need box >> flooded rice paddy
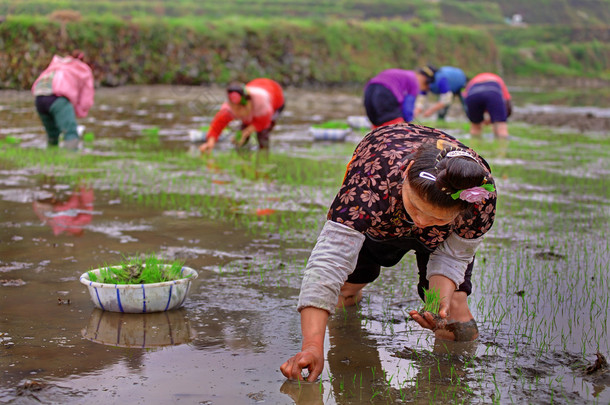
[1,84,609,404]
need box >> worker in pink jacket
[31,50,95,150]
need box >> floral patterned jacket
[328,123,496,249]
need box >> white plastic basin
[80,266,198,313]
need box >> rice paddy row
[0,119,608,403]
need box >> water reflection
[280,309,479,404]
[81,308,196,348]
[280,380,324,405]
[32,185,96,236]
[325,314,401,403]
[393,338,479,402]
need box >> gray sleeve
[426,232,484,289]
[297,220,365,314]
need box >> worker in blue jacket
[416,65,468,121]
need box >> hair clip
[446,150,478,161]
[419,171,437,181]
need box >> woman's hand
[409,275,478,341]
[198,137,216,153]
[281,307,329,382]
[409,275,456,337]
[236,124,256,147]
[280,345,325,382]
[409,310,447,330]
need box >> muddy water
[1,85,609,404]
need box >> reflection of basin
[81,308,196,348]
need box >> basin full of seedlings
[80,255,198,313]
[309,120,352,142]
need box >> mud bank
[513,108,610,133]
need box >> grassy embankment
[4,0,610,24]
[0,15,498,89]
[440,0,610,80]
[1,0,609,88]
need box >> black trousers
[363,84,402,126]
[346,235,474,301]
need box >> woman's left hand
[236,132,251,147]
[409,310,447,331]
[199,137,216,153]
[409,275,456,335]
[236,125,256,147]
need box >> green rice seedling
[141,127,160,137]
[87,265,122,283]
[370,388,381,400]
[421,287,441,315]
[141,126,161,146]
[88,254,186,284]
[311,120,349,129]
[4,135,21,144]
[233,129,242,144]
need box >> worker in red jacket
[199,78,285,152]
[463,73,512,138]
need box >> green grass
[88,254,186,284]
[141,127,161,146]
[0,15,499,89]
[4,0,610,25]
[0,138,349,240]
[2,1,610,91]
[1,136,21,145]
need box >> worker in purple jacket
[363,69,433,128]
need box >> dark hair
[418,64,438,84]
[71,49,85,61]
[407,143,490,210]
